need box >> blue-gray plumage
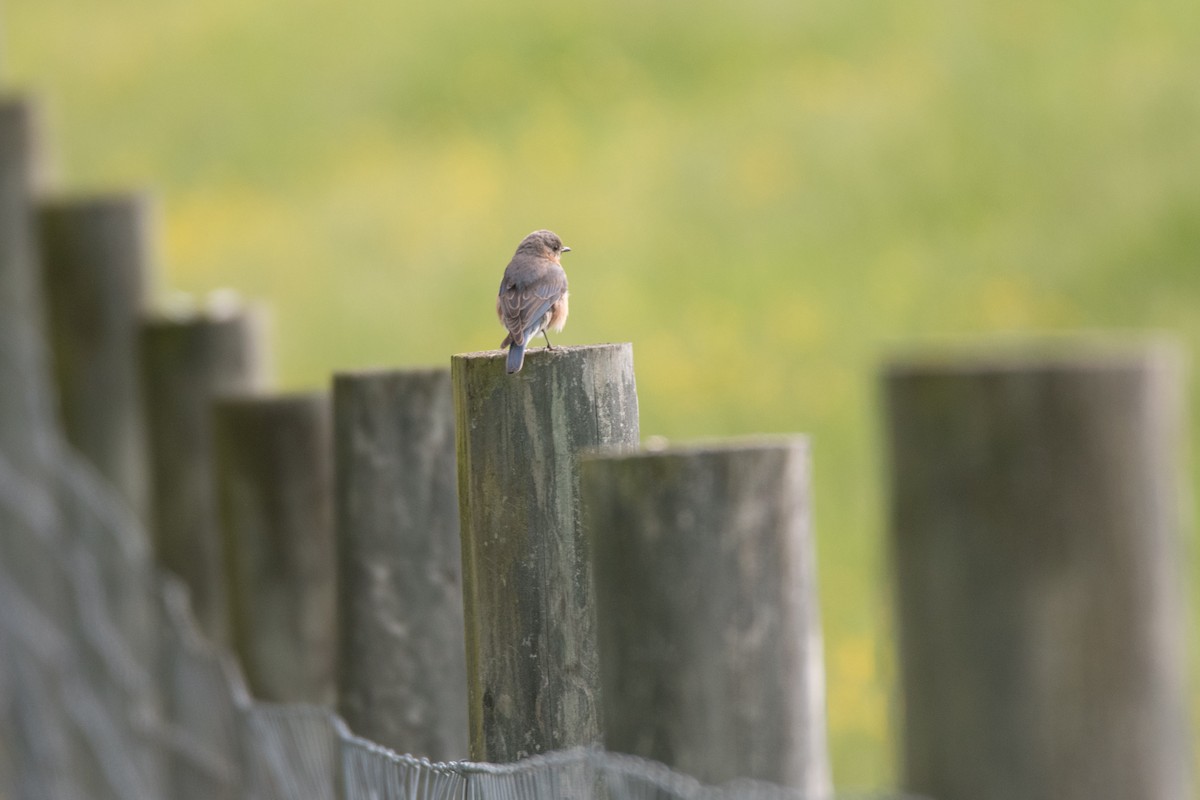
[497,230,570,374]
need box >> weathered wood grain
[581,437,831,794]
[140,307,267,646]
[37,192,152,520]
[333,367,468,760]
[214,391,335,705]
[884,348,1192,800]
[453,343,639,762]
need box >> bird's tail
[506,342,526,374]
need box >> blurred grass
[5,0,1200,789]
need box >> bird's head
[516,229,571,262]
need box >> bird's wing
[498,261,567,346]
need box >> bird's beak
[561,246,572,253]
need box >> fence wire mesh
[0,308,916,800]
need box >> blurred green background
[5,0,1198,790]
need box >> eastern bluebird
[496,229,570,374]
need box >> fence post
[0,96,51,462]
[35,191,172,799]
[333,367,468,760]
[0,93,85,800]
[36,192,152,521]
[213,391,335,705]
[884,347,1193,800]
[452,343,640,762]
[580,437,831,794]
[140,306,268,646]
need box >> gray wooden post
[36,192,152,521]
[580,437,831,794]
[0,93,84,800]
[333,367,468,760]
[884,348,1193,800]
[140,307,267,646]
[452,343,640,762]
[0,96,52,463]
[35,191,170,798]
[214,392,335,704]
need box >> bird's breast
[548,292,569,332]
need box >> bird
[496,229,570,374]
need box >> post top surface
[37,190,153,215]
[212,389,328,410]
[141,291,263,329]
[884,337,1180,380]
[452,343,631,363]
[582,434,809,463]
[332,365,450,383]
